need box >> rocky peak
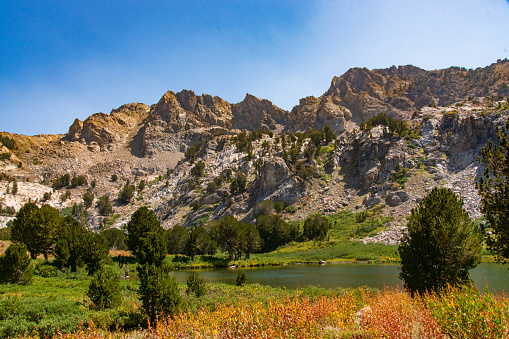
[289,95,353,136]
[64,103,149,150]
[111,102,150,115]
[231,94,288,131]
[149,90,232,132]
[379,65,426,78]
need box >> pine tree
[186,271,206,297]
[0,243,33,284]
[398,187,482,295]
[126,206,163,258]
[87,266,121,309]
[11,203,60,259]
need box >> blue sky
[1,0,509,136]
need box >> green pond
[170,263,509,292]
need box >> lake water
[170,263,509,292]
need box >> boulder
[201,193,222,206]
[257,158,290,193]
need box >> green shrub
[285,205,297,213]
[186,271,206,297]
[253,200,274,218]
[87,266,121,310]
[34,261,58,277]
[236,272,247,287]
[191,161,206,178]
[0,135,16,150]
[0,295,89,338]
[390,163,407,188]
[274,201,285,214]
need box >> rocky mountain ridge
[1,59,509,245]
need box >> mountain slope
[0,59,508,240]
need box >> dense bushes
[208,216,260,260]
[359,112,418,139]
[54,174,87,189]
[0,294,90,338]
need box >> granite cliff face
[1,59,509,243]
[61,59,509,155]
[66,103,150,151]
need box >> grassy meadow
[2,264,508,338]
[0,206,502,337]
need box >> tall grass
[16,284,508,339]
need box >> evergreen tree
[166,225,190,255]
[324,125,336,144]
[100,228,128,250]
[186,271,206,297]
[191,161,205,178]
[478,120,509,262]
[185,227,216,260]
[97,195,113,216]
[239,222,261,259]
[303,213,330,241]
[118,180,135,204]
[398,187,483,295]
[11,203,61,259]
[230,171,247,194]
[11,202,40,259]
[137,232,167,267]
[83,233,109,275]
[126,206,163,258]
[0,243,33,284]
[256,215,295,252]
[210,216,242,260]
[83,190,94,209]
[138,263,181,322]
[87,266,121,310]
[129,207,181,321]
[54,216,88,271]
[11,179,17,195]
[38,204,61,259]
